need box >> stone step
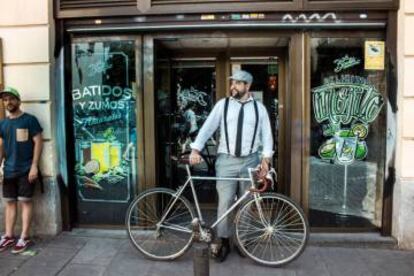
[309,233,398,249]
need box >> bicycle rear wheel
[126,188,196,260]
[234,193,309,267]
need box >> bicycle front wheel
[234,193,309,267]
[126,188,196,260]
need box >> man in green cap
[0,87,43,254]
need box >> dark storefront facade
[54,0,399,234]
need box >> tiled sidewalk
[0,230,413,276]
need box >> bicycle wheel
[234,193,309,267]
[126,188,196,260]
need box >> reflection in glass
[156,59,216,203]
[309,38,386,228]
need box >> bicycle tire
[234,192,309,267]
[126,188,196,260]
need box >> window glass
[71,40,137,224]
[309,38,386,228]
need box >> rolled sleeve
[190,99,224,152]
[260,106,274,158]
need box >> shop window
[71,40,137,224]
[309,38,386,228]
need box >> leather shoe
[210,242,230,262]
[215,242,230,262]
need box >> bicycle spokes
[126,189,195,260]
[235,194,308,266]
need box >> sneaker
[11,238,32,254]
[0,235,16,252]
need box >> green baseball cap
[0,86,21,100]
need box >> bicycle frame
[157,164,272,234]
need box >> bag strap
[249,100,259,154]
[223,97,230,154]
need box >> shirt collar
[230,95,254,104]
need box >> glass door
[70,38,140,225]
[155,53,217,204]
[229,57,282,187]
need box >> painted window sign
[71,41,137,204]
[309,38,386,228]
[333,55,361,73]
[312,62,384,165]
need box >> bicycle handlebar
[172,154,275,193]
[249,168,276,193]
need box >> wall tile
[403,58,414,97]
[0,26,50,64]
[39,141,55,177]
[0,0,48,26]
[3,64,50,101]
[402,100,414,138]
[406,0,414,14]
[21,102,52,139]
[401,140,414,178]
[404,16,414,56]
[396,181,414,249]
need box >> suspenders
[223,97,259,156]
[224,98,231,154]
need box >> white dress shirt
[190,96,274,158]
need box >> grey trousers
[215,153,260,238]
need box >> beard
[232,88,247,99]
[7,105,18,113]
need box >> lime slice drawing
[355,142,368,160]
[319,141,336,159]
[352,124,368,139]
[338,129,353,138]
[343,146,353,154]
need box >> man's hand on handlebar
[189,149,202,165]
[259,158,271,176]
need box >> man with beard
[0,87,43,254]
[189,70,273,262]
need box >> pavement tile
[0,258,26,275]
[144,258,193,276]
[112,239,134,254]
[104,248,154,276]
[57,263,106,276]
[356,248,414,276]
[0,250,34,261]
[284,246,330,276]
[10,247,78,276]
[46,235,89,250]
[70,238,124,266]
[318,247,374,276]
[4,231,414,276]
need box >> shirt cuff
[261,151,274,159]
[190,142,203,152]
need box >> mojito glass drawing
[309,37,386,228]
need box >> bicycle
[125,156,309,267]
